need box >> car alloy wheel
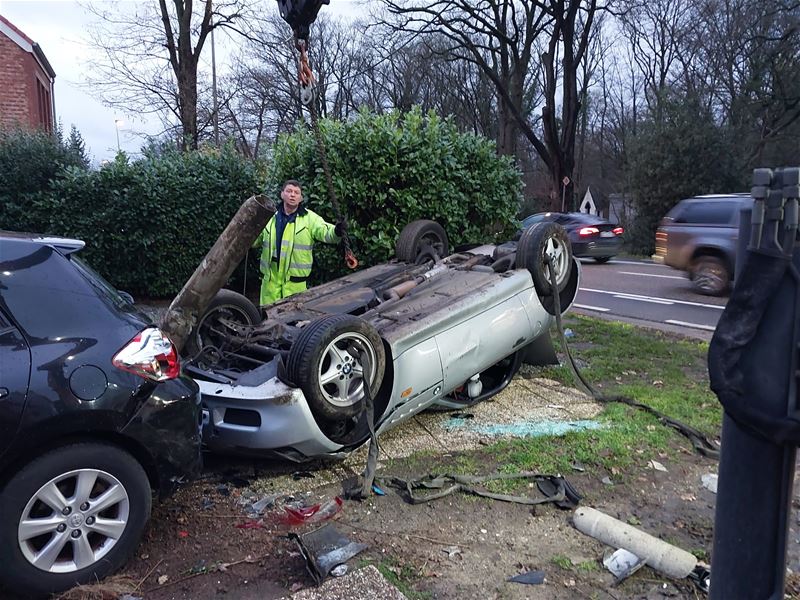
[517,222,573,295]
[317,331,378,410]
[0,443,150,596]
[18,468,130,574]
[286,314,386,422]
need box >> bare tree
[616,0,696,117]
[379,0,604,210]
[686,0,800,166]
[84,0,250,150]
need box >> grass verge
[488,314,721,477]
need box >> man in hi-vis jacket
[253,180,344,305]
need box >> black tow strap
[381,472,582,509]
[545,256,720,459]
[344,346,380,500]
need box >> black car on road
[0,232,202,597]
[521,212,624,262]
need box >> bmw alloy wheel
[317,331,378,410]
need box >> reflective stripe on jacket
[253,206,337,305]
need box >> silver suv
[654,194,751,295]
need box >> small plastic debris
[689,565,711,593]
[157,574,169,585]
[330,564,348,577]
[178,530,189,538]
[120,595,143,600]
[701,473,718,494]
[564,328,574,338]
[292,471,315,480]
[601,476,613,485]
[289,582,304,592]
[442,546,462,559]
[250,494,279,514]
[200,497,214,510]
[371,483,386,496]
[571,462,586,472]
[649,460,668,472]
[603,548,645,581]
[508,570,545,585]
[277,497,343,526]
[289,523,368,584]
[216,484,231,497]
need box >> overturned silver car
[185,220,579,461]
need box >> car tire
[0,443,151,597]
[286,315,386,422]
[185,289,262,357]
[593,256,611,264]
[396,220,449,263]
[516,222,573,295]
[691,256,730,296]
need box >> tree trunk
[160,194,276,352]
[497,97,519,157]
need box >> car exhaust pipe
[382,263,451,301]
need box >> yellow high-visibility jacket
[253,204,338,305]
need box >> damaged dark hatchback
[0,232,202,597]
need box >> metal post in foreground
[709,167,800,599]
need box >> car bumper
[572,238,623,258]
[122,375,203,498]
[198,377,347,461]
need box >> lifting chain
[295,37,358,270]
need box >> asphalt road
[572,258,727,339]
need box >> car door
[0,311,32,457]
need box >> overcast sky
[0,0,362,164]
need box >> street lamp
[114,119,123,152]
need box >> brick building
[0,15,56,131]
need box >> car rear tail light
[113,328,180,381]
[613,227,624,235]
[579,227,600,236]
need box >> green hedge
[0,126,89,233]
[270,108,523,283]
[2,109,522,298]
[40,149,267,297]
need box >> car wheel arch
[690,247,732,277]
[0,431,160,498]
